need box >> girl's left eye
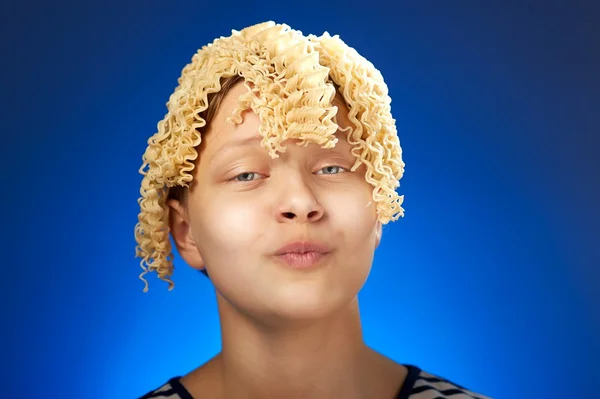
[316,165,347,175]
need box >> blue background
[3,1,598,398]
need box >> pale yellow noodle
[135,22,406,291]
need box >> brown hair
[166,74,244,207]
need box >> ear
[375,220,383,249]
[167,199,206,271]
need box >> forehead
[202,80,352,150]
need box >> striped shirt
[139,365,491,398]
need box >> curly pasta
[135,21,405,292]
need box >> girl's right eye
[232,172,263,182]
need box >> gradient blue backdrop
[4,1,599,398]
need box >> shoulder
[398,365,492,399]
[138,377,195,399]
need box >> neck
[202,294,402,399]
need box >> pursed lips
[274,241,332,255]
[273,241,332,269]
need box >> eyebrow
[210,135,263,163]
[211,130,351,164]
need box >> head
[135,22,405,322]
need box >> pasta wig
[135,21,406,292]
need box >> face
[169,82,382,324]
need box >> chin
[263,280,358,322]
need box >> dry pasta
[135,22,405,292]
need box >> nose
[275,178,325,224]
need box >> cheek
[325,184,379,261]
[323,186,378,295]
[190,191,274,306]
[192,193,268,262]
[330,184,377,233]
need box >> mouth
[274,241,332,269]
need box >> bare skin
[168,82,408,398]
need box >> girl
[135,21,490,399]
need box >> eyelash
[232,172,263,182]
[315,165,347,175]
[231,165,348,182]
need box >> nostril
[282,212,295,219]
[307,210,320,219]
